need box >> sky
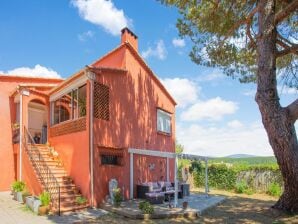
[0,0,297,157]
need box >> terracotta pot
[38,205,50,216]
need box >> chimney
[121,27,138,51]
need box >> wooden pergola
[128,148,209,207]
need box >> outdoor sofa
[136,181,184,204]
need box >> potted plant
[11,181,25,202]
[112,188,122,207]
[38,191,50,215]
[76,195,87,205]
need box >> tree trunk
[256,0,298,212]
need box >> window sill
[157,131,171,137]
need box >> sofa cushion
[166,186,175,191]
[158,181,172,188]
[147,182,159,192]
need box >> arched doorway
[28,99,47,144]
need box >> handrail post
[58,186,60,216]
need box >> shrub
[76,196,87,204]
[113,188,122,206]
[189,160,203,174]
[139,201,154,214]
[39,191,50,206]
[235,181,248,194]
[208,164,237,190]
[11,181,25,192]
[267,183,282,197]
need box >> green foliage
[11,181,25,192]
[235,181,248,194]
[175,141,184,154]
[113,188,122,206]
[209,156,277,166]
[189,160,203,174]
[139,201,154,214]
[76,195,87,204]
[267,183,282,197]
[208,164,237,190]
[39,191,50,206]
[190,159,282,195]
[235,181,254,195]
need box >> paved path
[0,192,107,224]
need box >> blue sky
[1,0,297,157]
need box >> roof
[90,42,177,105]
[48,41,177,106]
[0,75,63,83]
[48,66,127,95]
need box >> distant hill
[209,156,277,165]
[226,154,257,158]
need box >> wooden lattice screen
[94,82,110,121]
[49,117,86,137]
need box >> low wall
[236,170,283,192]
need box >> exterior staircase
[23,128,89,213]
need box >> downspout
[19,92,23,181]
[87,70,95,207]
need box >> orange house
[0,28,176,211]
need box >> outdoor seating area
[137,181,189,204]
[101,193,225,219]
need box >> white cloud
[1,64,61,79]
[172,38,185,48]
[161,78,200,108]
[78,30,94,41]
[71,0,131,36]
[177,121,273,157]
[141,40,167,60]
[242,89,256,96]
[197,71,225,82]
[181,97,238,121]
[227,120,243,128]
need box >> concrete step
[52,204,89,213]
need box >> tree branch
[275,0,298,25]
[288,98,298,121]
[277,39,289,49]
[224,6,259,40]
[277,44,298,57]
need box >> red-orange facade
[0,28,176,206]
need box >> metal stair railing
[23,126,61,215]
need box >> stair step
[26,143,89,213]
[52,204,89,213]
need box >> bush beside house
[187,161,283,196]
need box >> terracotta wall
[92,46,176,205]
[0,76,61,191]
[49,81,90,199]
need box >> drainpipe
[87,70,95,207]
[19,92,23,181]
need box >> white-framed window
[50,84,86,126]
[157,108,171,134]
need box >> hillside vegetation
[209,156,277,167]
